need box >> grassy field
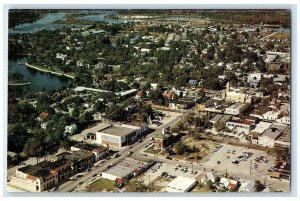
[172,138,217,162]
[86,178,116,192]
[271,32,290,39]
[144,146,162,155]
[192,185,213,192]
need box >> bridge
[8,82,31,86]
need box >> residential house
[64,124,77,135]
[219,177,239,190]
[37,112,49,122]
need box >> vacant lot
[172,138,217,162]
[271,32,290,40]
[86,178,116,192]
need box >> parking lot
[140,161,202,185]
[149,110,182,129]
[202,144,275,176]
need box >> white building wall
[258,136,275,147]
[101,172,119,181]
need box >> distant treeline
[116,9,290,27]
[9,9,49,28]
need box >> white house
[219,177,239,190]
[150,83,158,90]
[64,124,77,135]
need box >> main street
[58,108,290,192]
[56,110,187,192]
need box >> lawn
[86,178,116,192]
[192,186,213,192]
[144,146,162,155]
[172,138,217,162]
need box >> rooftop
[261,123,287,139]
[103,158,149,178]
[251,121,272,134]
[72,143,107,152]
[276,125,290,143]
[166,176,196,191]
[98,125,136,137]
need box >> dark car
[166,156,172,160]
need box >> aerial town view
[7,9,291,193]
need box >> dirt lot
[183,138,217,161]
[202,144,275,176]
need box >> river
[9,57,71,92]
[8,10,130,93]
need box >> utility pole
[264,176,267,186]
[250,159,252,175]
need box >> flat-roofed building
[275,125,290,148]
[96,125,136,148]
[249,121,272,144]
[225,103,249,115]
[210,114,232,125]
[258,123,287,147]
[70,143,108,161]
[262,111,282,121]
[165,176,197,192]
[10,159,71,192]
[226,117,255,134]
[101,157,153,181]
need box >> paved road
[57,111,187,192]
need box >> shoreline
[25,63,75,80]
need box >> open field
[271,32,290,39]
[180,138,217,161]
